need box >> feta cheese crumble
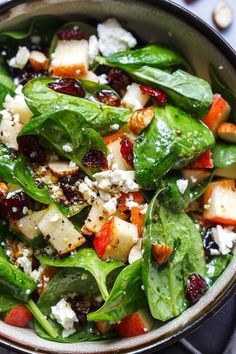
[212,225,236,255]
[103,197,117,215]
[62,144,73,152]
[98,73,108,85]
[50,298,78,337]
[97,18,137,57]
[176,179,188,194]
[93,170,140,194]
[88,35,99,65]
[8,46,30,69]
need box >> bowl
[0,0,235,353]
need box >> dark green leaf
[126,66,213,117]
[206,254,233,286]
[0,16,63,40]
[104,44,185,69]
[142,192,206,321]
[37,248,124,300]
[189,173,213,202]
[212,142,236,169]
[0,144,18,183]
[159,174,190,213]
[19,109,107,178]
[0,293,20,312]
[134,105,215,189]
[14,155,51,204]
[23,77,131,135]
[209,64,236,122]
[88,259,146,323]
[0,258,37,301]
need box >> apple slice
[201,94,230,135]
[121,83,149,111]
[188,150,214,169]
[114,310,154,338]
[107,138,133,171]
[215,163,236,179]
[181,168,211,187]
[29,50,48,72]
[38,205,85,254]
[50,39,89,78]
[93,216,139,262]
[203,179,236,225]
[15,209,47,240]
[81,198,110,235]
[218,122,236,143]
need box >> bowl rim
[0,0,235,353]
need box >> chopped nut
[152,243,173,265]
[129,106,155,135]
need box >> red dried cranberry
[67,295,96,326]
[48,79,85,98]
[96,90,120,106]
[81,150,108,169]
[0,191,31,220]
[18,135,46,163]
[107,68,131,95]
[120,136,134,167]
[202,227,219,260]
[140,85,167,107]
[186,273,208,303]
[57,28,89,41]
[60,174,84,202]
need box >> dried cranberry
[60,174,84,202]
[0,191,32,220]
[96,90,120,106]
[81,150,108,169]
[140,85,167,107]
[202,227,219,259]
[57,28,89,41]
[120,136,134,167]
[186,273,208,303]
[18,135,46,163]
[48,79,85,98]
[67,295,96,326]
[107,68,131,95]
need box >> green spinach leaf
[35,268,109,342]
[126,66,213,117]
[159,174,190,213]
[209,64,236,122]
[142,193,206,321]
[88,259,146,323]
[206,254,233,286]
[0,16,63,41]
[0,144,17,183]
[189,173,213,202]
[37,248,123,300]
[0,293,20,312]
[212,142,236,169]
[0,258,37,301]
[23,77,131,135]
[103,44,186,69]
[19,109,107,178]
[134,105,215,189]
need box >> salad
[0,15,235,342]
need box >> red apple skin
[114,312,151,338]
[202,94,230,135]
[188,150,214,169]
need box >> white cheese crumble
[30,265,45,282]
[62,144,73,152]
[50,298,78,337]
[0,109,22,149]
[88,35,99,65]
[93,170,140,194]
[212,225,236,255]
[110,123,120,131]
[176,179,188,194]
[103,197,117,215]
[78,182,97,204]
[98,73,108,85]
[8,46,30,69]
[97,18,137,57]
[16,248,33,274]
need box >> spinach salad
[0,16,235,342]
